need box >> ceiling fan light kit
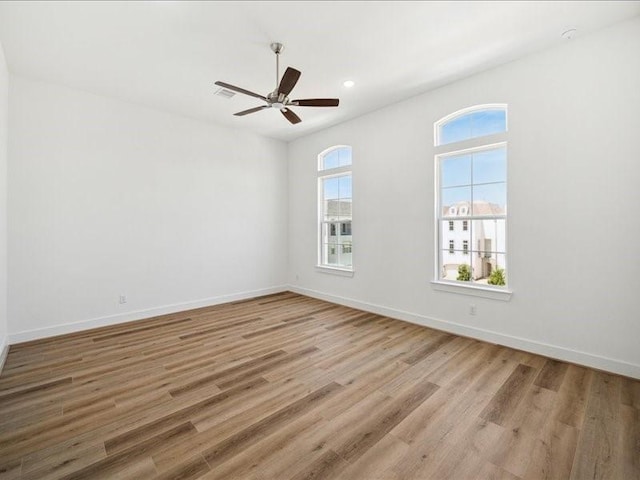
[215,42,339,125]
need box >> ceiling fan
[215,43,339,125]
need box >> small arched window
[318,146,353,271]
[435,104,507,146]
[435,105,508,290]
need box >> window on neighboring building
[449,240,455,254]
[318,146,353,270]
[435,105,507,288]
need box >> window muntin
[319,146,352,270]
[436,106,507,289]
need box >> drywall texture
[9,77,288,339]
[0,40,8,358]
[288,18,640,377]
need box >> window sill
[315,265,355,277]
[431,280,512,301]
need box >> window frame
[317,145,354,275]
[432,105,511,300]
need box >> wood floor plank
[152,454,210,480]
[60,422,195,480]
[552,364,592,428]
[621,376,640,410]
[0,292,637,479]
[104,376,268,455]
[570,372,621,480]
[523,420,579,480]
[480,363,536,426]
[333,378,438,463]
[534,359,569,392]
[332,433,409,480]
[202,382,342,468]
[288,449,349,480]
[191,410,325,480]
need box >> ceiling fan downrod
[271,42,284,92]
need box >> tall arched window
[318,146,352,271]
[435,105,508,289]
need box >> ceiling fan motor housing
[268,91,289,109]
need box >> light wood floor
[0,292,638,480]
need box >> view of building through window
[436,106,507,287]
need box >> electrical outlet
[119,295,127,305]
[469,304,476,316]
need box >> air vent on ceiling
[214,87,236,99]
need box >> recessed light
[343,80,355,88]
[561,28,577,40]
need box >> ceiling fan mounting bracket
[270,42,284,55]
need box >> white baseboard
[8,285,288,344]
[289,285,640,380]
[0,337,8,375]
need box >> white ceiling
[0,1,638,142]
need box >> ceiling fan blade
[292,99,340,107]
[281,108,301,125]
[277,67,301,96]
[215,81,266,101]
[234,106,269,116]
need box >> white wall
[8,77,288,341]
[289,17,640,378]
[0,40,8,364]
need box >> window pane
[324,200,340,221]
[441,252,473,282]
[438,108,506,145]
[440,220,470,257]
[322,243,339,265]
[336,200,350,220]
[441,154,471,187]
[338,147,352,167]
[339,248,352,267]
[322,149,340,170]
[340,221,352,236]
[473,147,506,184]
[338,175,352,199]
[471,109,507,138]
[472,183,506,215]
[490,254,507,286]
[441,251,459,281]
[440,113,472,145]
[441,187,471,217]
[321,147,352,170]
[472,219,506,255]
[323,177,339,200]
[321,223,338,244]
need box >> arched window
[318,146,352,271]
[435,105,508,289]
[435,104,507,146]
